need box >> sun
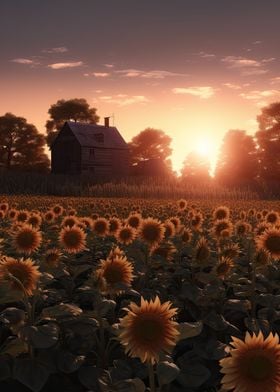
[194,138,212,157]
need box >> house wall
[51,126,81,174]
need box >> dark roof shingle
[65,121,128,149]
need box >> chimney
[104,117,110,127]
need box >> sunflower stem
[148,362,156,392]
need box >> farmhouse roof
[55,121,128,149]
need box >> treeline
[0,98,279,195]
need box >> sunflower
[169,217,181,233]
[116,225,136,245]
[256,228,280,260]
[0,257,40,296]
[191,212,203,231]
[16,210,30,223]
[139,218,165,247]
[127,213,142,230]
[177,199,188,211]
[255,222,271,236]
[92,217,110,237]
[45,248,62,267]
[215,257,234,279]
[109,217,121,235]
[266,211,279,225]
[212,219,233,238]
[96,255,134,295]
[164,220,176,239]
[59,225,87,254]
[255,248,271,267]
[151,241,177,262]
[235,221,250,236]
[119,296,179,364]
[220,331,280,392]
[0,202,9,213]
[52,204,64,216]
[213,206,230,221]
[195,237,210,263]
[61,215,78,227]
[7,209,18,220]
[12,225,42,255]
[27,213,42,228]
[181,228,192,244]
[79,217,94,229]
[222,244,240,260]
[44,211,56,224]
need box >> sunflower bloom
[139,218,165,247]
[220,331,280,392]
[59,225,87,254]
[12,225,42,255]
[119,296,179,364]
[116,225,137,245]
[257,228,280,260]
[0,257,40,296]
[96,255,134,295]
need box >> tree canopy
[215,129,257,187]
[129,128,172,166]
[0,113,50,171]
[181,151,211,182]
[45,98,99,146]
[256,102,280,186]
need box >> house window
[89,148,95,159]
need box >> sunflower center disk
[246,355,274,381]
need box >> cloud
[241,69,269,76]
[223,82,242,90]
[270,76,280,84]
[115,68,188,79]
[93,72,110,77]
[11,58,37,65]
[42,47,68,53]
[104,64,114,68]
[240,89,280,101]
[253,40,263,45]
[99,94,149,106]
[172,86,215,99]
[196,51,216,58]
[221,56,262,68]
[48,61,83,69]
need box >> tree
[129,128,172,166]
[256,102,280,187]
[0,113,50,171]
[181,151,211,182]
[215,129,257,187]
[45,98,99,146]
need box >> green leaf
[157,361,180,386]
[178,321,203,340]
[19,323,59,349]
[114,378,146,392]
[78,366,101,390]
[0,337,28,357]
[56,350,85,373]
[41,303,82,319]
[177,363,211,388]
[13,359,50,392]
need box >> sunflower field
[0,196,279,392]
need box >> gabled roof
[55,121,128,149]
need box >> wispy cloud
[42,46,68,53]
[240,89,280,103]
[115,68,188,79]
[11,58,38,65]
[195,51,216,58]
[223,82,242,90]
[99,94,149,106]
[221,56,274,76]
[104,64,114,68]
[48,61,83,69]
[172,86,215,99]
[270,76,280,84]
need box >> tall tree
[215,129,257,187]
[256,102,280,186]
[181,151,211,182]
[129,128,172,165]
[0,113,50,171]
[46,98,99,146]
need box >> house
[50,118,129,179]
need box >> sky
[0,0,280,173]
